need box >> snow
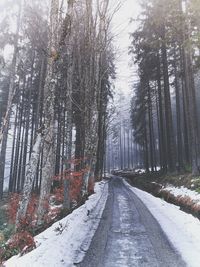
[5,178,200,267]
[163,184,200,205]
[123,180,200,267]
[134,168,145,174]
[5,181,108,267]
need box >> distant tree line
[105,94,143,172]
[130,0,200,175]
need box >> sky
[110,0,140,97]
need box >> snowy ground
[5,181,108,267]
[124,180,200,267]
[5,178,200,267]
[162,184,200,205]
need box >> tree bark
[0,0,22,198]
[161,34,176,172]
[37,0,59,224]
[15,134,43,227]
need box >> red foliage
[53,173,83,202]
[52,159,96,204]
[8,231,35,252]
[53,187,64,204]
[7,193,20,223]
[7,194,38,230]
[2,158,97,263]
[0,158,98,265]
[25,194,38,225]
[0,231,36,263]
[69,175,83,201]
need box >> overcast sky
[110,0,140,97]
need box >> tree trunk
[173,45,184,171]
[0,0,22,198]
[15,134,43,227]
[156,52,167,172]
[161,35,176,172]
[37,0,59,224]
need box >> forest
[107,0,200,176]
[1,0,200,263]
[130,0,200,175]
[0,0,116,259]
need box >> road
[78,176,186,267]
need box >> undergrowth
[0,161,96,264]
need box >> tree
[14,0,115,228]
[16,0,60,226]
[0,0,22,198]
[130,0,200,175]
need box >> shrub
[0,242,20,262]
[0,231,36,262]
[1,224,15,241]
[7,193,20,224]
[8,231,35,251]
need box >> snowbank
[124,180,200,267]
[5,181,108,267]
[163,185,200,205]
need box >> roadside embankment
[114,170,200,219]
